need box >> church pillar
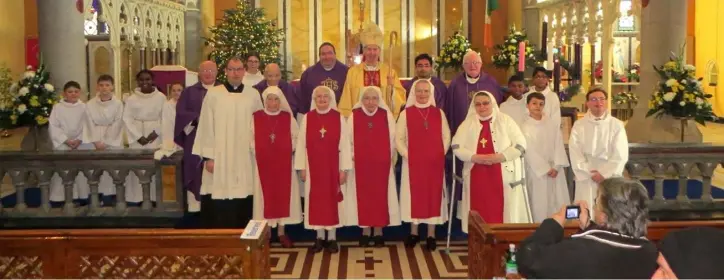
[200,0,215,64]
[37,0,87,93]
[625,0,699,143]
[185,0,202,70]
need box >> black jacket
[517,219,658,279]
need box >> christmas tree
[205,0,286,82]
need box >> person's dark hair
[170,82,184,89]
[597,178,649,238]
[526,92,546,104]
[319,42,336,54]
[532,66,550,78]
[508,74,524,85]
[586,88,608,100]
[97,74,114,84]
[245,53,260,62]
[136,69,154,80]
[414,54,434,66]
[63,81,81,91]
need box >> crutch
[444,144,461,254]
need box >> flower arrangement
[0,65,14,129]
[613,91,639,107]
[491,26,542,70]
[435,31,472,71]
[8,63,59,127]
[628,63,640,82]
[646,46,714,125]
[592,61,627,82]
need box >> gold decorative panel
[383,0,403,77]
[79,255,244,279]
[414,1,435,63]
[259,0,279,23]
[321,0,342,62]
[290,0,311,79]
[0,256,43,279]
[443,0,464,39]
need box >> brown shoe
[279,235,294,248]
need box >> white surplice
[525,87,561,129]
[123,88,166,203]
[293,86,352,230]
[499,96,528,127]
[242,71,264,88]
[83,95,125,196]
[251,87,302,228]
[344,86,401,227]
[160,99,181,152]
[192,84,263,200]
[49,100,93,202]
[452,91,531,232]
[568,111,629,214]
[521,114,571,222]
[396,80,450,225]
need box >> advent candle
[541,22,548,57]
[553,58,561,93]
[575,43,582,80]
[518,41,526,72]
[547,44,555,70]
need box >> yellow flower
[664,61,677,70]
[29,99,40,107]
[35,115,48,125]
[48,99,54,105]
[10,114,17,121]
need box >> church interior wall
[695,0,724,117]
[0,0,27,75]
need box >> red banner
[26,37,39,70]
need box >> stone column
[625,0,698,143]
[37,0,87,95]
[185,0,202,71]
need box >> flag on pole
[483,0,499,49]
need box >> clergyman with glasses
[174,60,220,214]
[192,56,264,228]
[567,88,629,215]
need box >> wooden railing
[0,225,271,279]
[467,210,724,279]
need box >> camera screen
[565,207,580,219]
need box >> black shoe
[425,237,437,251]
[359,235,371,247]
[326,240,339,253]
[372,236,385,248]
[404,234,420,248]
[312,238,325,253]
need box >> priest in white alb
[193,57,263,228]
[521,92,570,222]
[569,88,629,214]
[452,90,531,232]
[344,86,401,248]
[396,79,450,251]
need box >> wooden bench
[0,226,270,279]
[467,210,724,279]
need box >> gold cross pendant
[480,137,488,148]
[320,127,327,139]
[269,133,276,143]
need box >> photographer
[517,178,658,278]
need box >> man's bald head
[198,60,217,85]
[264,63,282,86]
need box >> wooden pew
[468,210,724,279]
[0,226,270,279]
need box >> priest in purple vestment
[174,60,219,210]
[253,63,299,116]
[403,53,447,114]
[446,50,503,134]
[298,42,348,114]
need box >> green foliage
[436,32,472,72]
[9,61,60,127]
[491,26,543,70]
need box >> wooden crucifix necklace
[315,112,328,139]
[417,107,431,130]
[267,114,280,143]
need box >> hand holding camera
[552,200,591,230]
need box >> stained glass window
[84,0,109,36]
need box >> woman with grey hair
[517,177,658,279]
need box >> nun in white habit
[396,79,450,251]
[452,90,531,233]
[251,86,302,248]
[344,86,401,247]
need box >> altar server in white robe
[123,70,166,203]
[49,81,93,203]
[251,86,302,248]
[499,74,529,127]
[569,88,628,215]
[452,90,531,233]
[397,79,450,251]
[193,57,263,228]
[83,75,124,197]
[525,67,561,129]
[344,86,401,248]
[521,92,570,222]
[295,85,352,254]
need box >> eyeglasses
[477,101,491,106]
[247,60,260,64]
[464,62,482,66]
[201,69,215,73]
[226,67,244,72]
[589,97,607,102]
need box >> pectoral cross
[269,133,276,143]
[480,137,488,148]
[320,127,327,139]
[367,122,373,129]
[424,120,429,130]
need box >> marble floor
[268,241,467,279]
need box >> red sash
[253,111,293,219]
[470,120,504,223]
[306,110,342,226]
[407,107,445,219]
[353,108,391,226]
